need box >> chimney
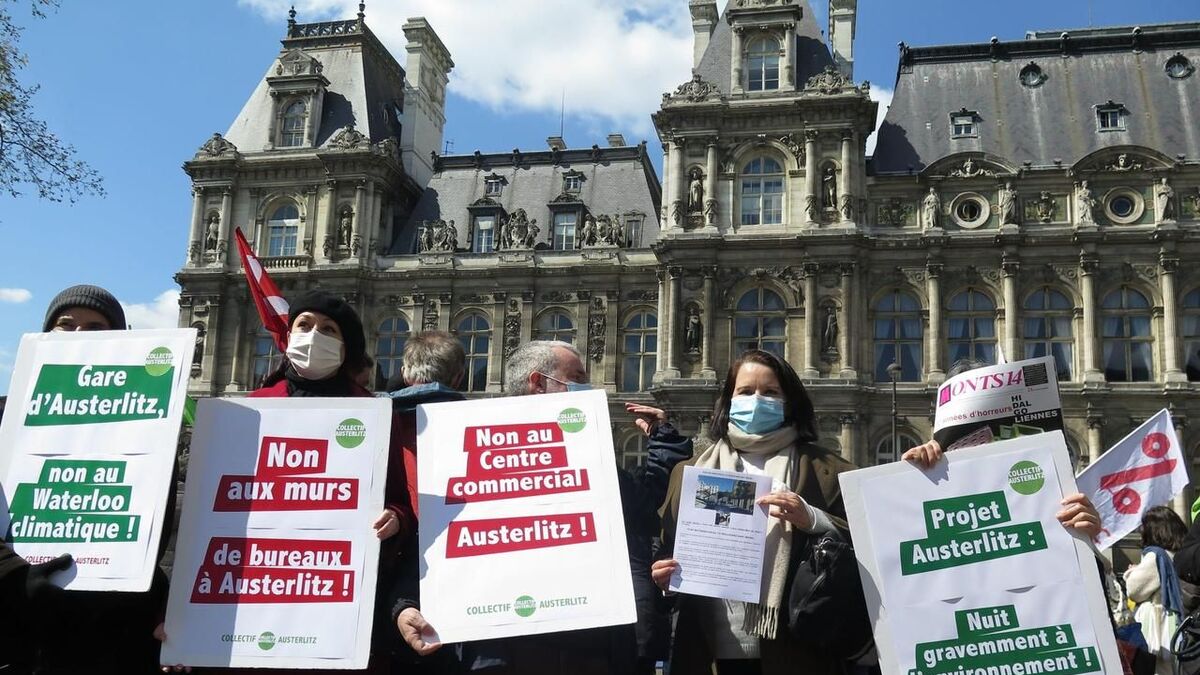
[828,0,857,78]
[547,136,567,151]
[688,1,718,69]
[606,133,626,148]
[399,17,454,187]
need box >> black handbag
[785,529,874,661]
[1174,609,1200,675]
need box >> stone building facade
[176,3,1200,504]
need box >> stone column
[200,298,221,396]
[1174,416,1189,517]
[217,188,233,267]
[1162,254,1185,382]
[730,27,744,93]
[839,413,857,464]
[575,292,592,374]
[839,263,856,378]
[803,263,820,378]
[1086,409,1105,464]
[705,140,718,229]
[488,293,506,392]
[320,180,338,261]
[304,186,319,259]
[653,270,669,383]
[1002,257,1020,362]
[353,180,368,261]
[666,266,683,376]
[603,291,620,387]
[661,143,671,226]
[701,267,716,378]
[839,130,853,222]
[1080,254,1103,382]
[672,140,687,230]
[187,186,205,265]
[804,130,819,224]
[926,264,944,382]
[224,296,245,393]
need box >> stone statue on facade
[839,193,854,222]
[1074,180,1097,226]
[1155,177,1176,222]
[804,195,817,222]
[204,213,220,252]
[338,209,354,247]
[198,132,237,157]
[704,199,717,226]
[580,214,598,246]
[497,209,538,250]
[611,216,627,247]
[595,216,612,244]
[418,219,458,253]
[689,169,705,213]
[921,187,942,230]
[999,182,1020,226]
[821,165,837,210]
[685,308,702,354]
[821,305,839,355]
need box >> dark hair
[710,349,817,443]
[1141,506,1188,552]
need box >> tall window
[1102,287,1153,382]
[874,290,923,382]
[624,216,643,247]
[621,311,657,392]
[457,314,490,392]
[876,432,920,465]
[266,204,300,257]
[733,288,786,357]
[376,317,411,382]
[553,212,577,250]
[1184,289,1200,381]
[746,37,780,91]
[740,157,784,226]
[251,328,283,388]
[1024,288,1074,381]
[947,289,996,365]
[473,215,495,253]
[621,435,648,470]
[280,101,307,147]
[535,311,575,343]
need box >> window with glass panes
[876,433,920,465]
[534,311,575,343]
[746,37,780,91]
[280,101,307,147]
[621,311,657,392]
[947,289,996,365]
[563,174,582,193]
[951,114,976,137]
[874,290,923,382]
[621,435,649,471]
[457,314,491,392]
[1101,287,1153,382]
[740,157,784,226]
[266,204,300,257]
[1023,288,1074,381]
[473,215,495,253]
[1184,289,1200,381]
[376,317,411,382]
[553,212,577,250]
[733,288,786,358]
[1097,107,1125,131]
[624,216,642,247]
[251,328,283,388]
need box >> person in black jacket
[0,547,72,672]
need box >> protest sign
[933,356,1062,451]
[161,398,390,669]
[840,432,1120,675]
[0,330,195,591]
[1076,408,1188,551]
[417,390,636,643]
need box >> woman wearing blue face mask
[651,350,857,675]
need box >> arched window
[1184,289,1200,381]
[874,290,923,382]
[740,157,784,226]
[280,101,307,147]
[947,289,996,365]
[376,317,411,382]
[621,311,657,392]
[266,203,300,257]
[1101,287,1153,382]
[746,37,780,91]
[251,328,283,388]
[876,432,920,465]
[621,435,648,471]
[1024,288,1074,381]
[534,311,575,344]
[733,288,786,358]
[457,313,491,392]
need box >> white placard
[0,330,195,591]
[933,356,1063,451]
[417,390,636,644]
[161,397,390,669]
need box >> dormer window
[1019,62,1046,88]
[484,177,503,197]
[950,109,978,138]
[280,101,307,147]
[563,174,583,193]
[1097,101,1127,132]
[747,37,780,92]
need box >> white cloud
[866,85,894,157]
[239,0,695,137]
[122,290,181,330]
[0,288,32,304]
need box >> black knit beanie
[287,290,366,370]
[43,285,127,332]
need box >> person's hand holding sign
[901,439,944,468]
[397,607,442,656]
[650,559,679,592]
[373,509,401,540]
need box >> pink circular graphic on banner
[1142,432,1170,459]
[1112,487,1142,515]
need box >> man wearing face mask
[392,340,691,675]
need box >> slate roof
[395,145,662,253]
[872,23,1200,174]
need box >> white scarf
[693,424,798,640]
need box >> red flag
[234,228,290,351]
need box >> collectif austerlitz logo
[257,631,276,651]
[514,595,537,618]
[335,418,366,448]
[143,347,174,377]
[1007,461,1045,496]
[556,408,587,434]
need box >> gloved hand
[26,553,72,602]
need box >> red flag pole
[234,228,290,351]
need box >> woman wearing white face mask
[651,349,857,675]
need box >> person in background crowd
[651,349,857,675]
[42,284,127,333]
[393,340,690,674]
[354,354,377,391]
[1124,506,1188,675]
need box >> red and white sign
[1076,409,1189,551]
[417,390,636,643]
[161,398,391,669]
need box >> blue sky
[1,0,1196,394]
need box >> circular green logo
[335,418,366,448]
[144,347,174,377]
[514,595,537,618]
[557,408,587,434]
[257,631,276,651]
[1008,460,1045,495]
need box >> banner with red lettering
[933,356,1063,452]
[1076,409,1189,551]
[161,397,391,669]
[417,390,636,643]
